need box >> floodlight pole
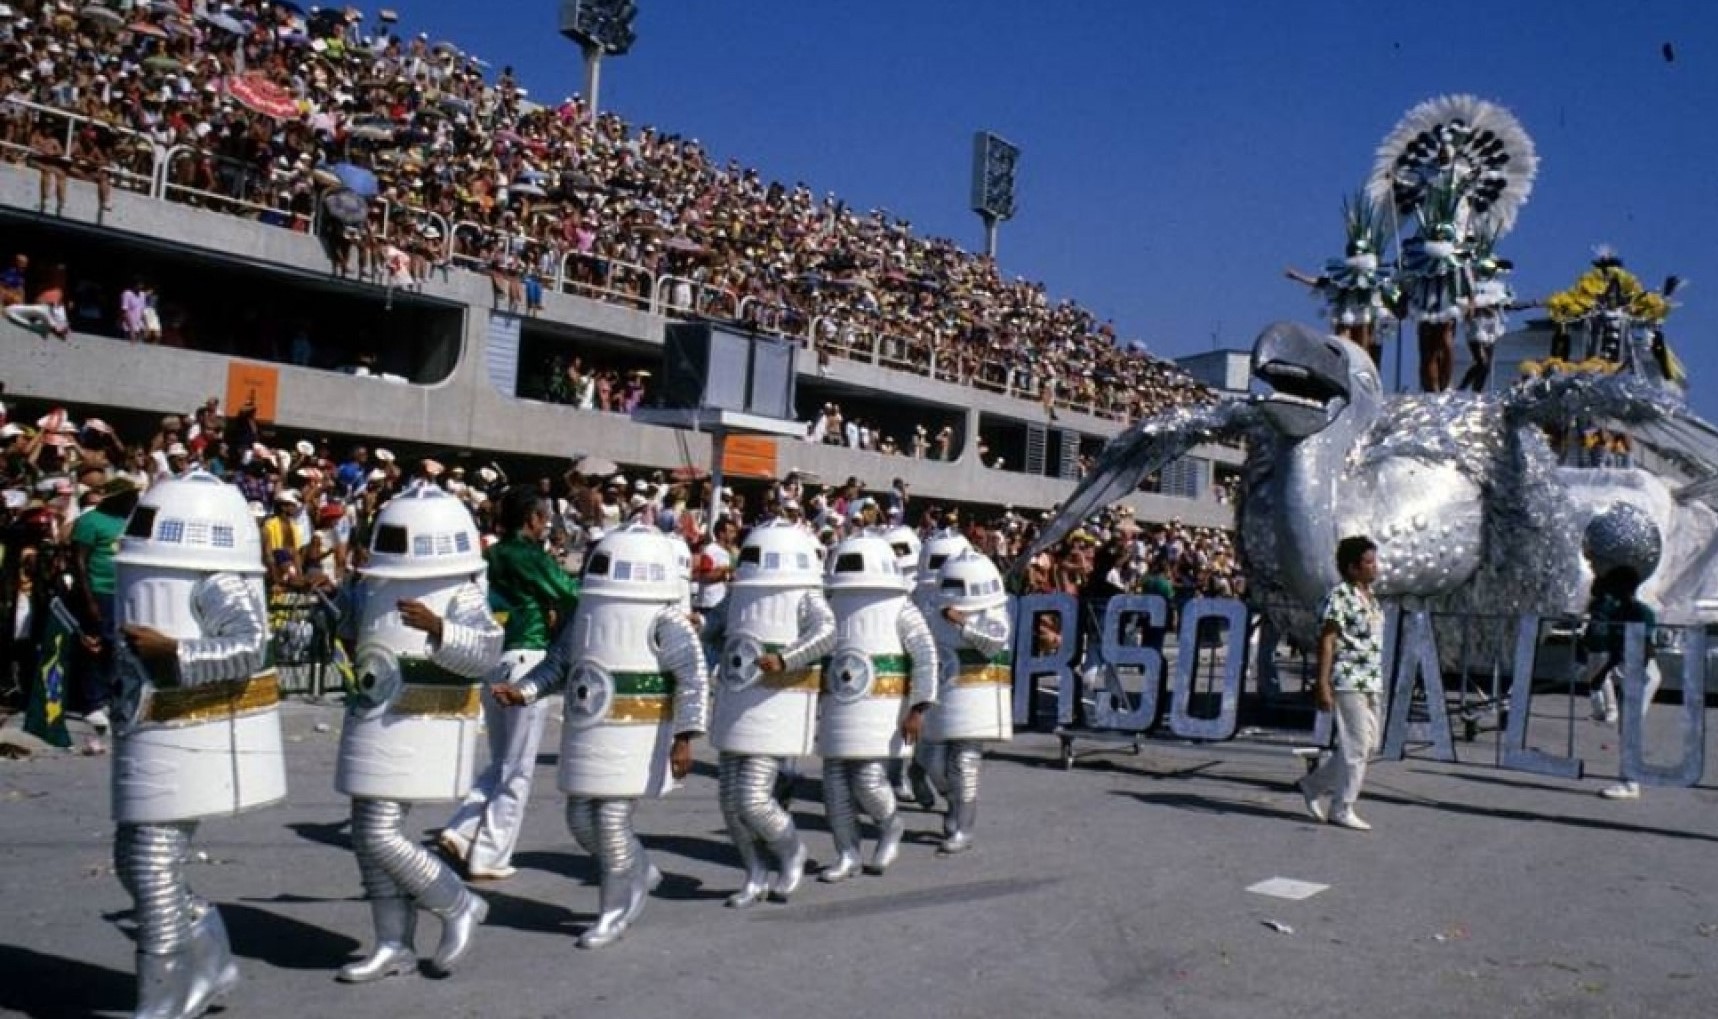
[582,42,603,124]
[981,213,998,260]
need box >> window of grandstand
[0,219,462,383]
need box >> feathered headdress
[1340,191,1390,257]
[1368,94,1539,237]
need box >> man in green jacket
[439,485,580,878]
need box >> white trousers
[1305,690,1380,811]
[442,649,548,870]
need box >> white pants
[1305,690,1380,811]
[5,303,68,336]
[442,649,548,870]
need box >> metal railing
[0,97,157,197]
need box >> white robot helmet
[882,524,921,575]
[935,549,1008,612]
[580,523,681,602]
[116,470,265,574]
[734,519,822,589]
[824,533,909,593]
[363,482,486,579]
[666,531,693,597]
[916,527,973,588]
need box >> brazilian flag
[24,598,75,749]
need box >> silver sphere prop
[1581,502,1662,581]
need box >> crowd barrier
[269,591,342,698]
[1008,593,1710,787]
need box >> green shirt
[71,507,126,596]
[486,533,580,651]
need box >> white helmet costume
[506,524,711,948]
[113,471,280,823]
[818,534,938,761]
[815,534,939,882]
[883,524,922,577]
[666,531,694,616]
[913,528,973,610]
[532,524,710,799]
[921,549,1013,856]
[110,470,277,1017]
[709,521,835,907]
[332,484,501,986]
[712,521,834,757]
[924,550,1014,744]
[336,484,503,802]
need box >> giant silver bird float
[1027,321,1718,644]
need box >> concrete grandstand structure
[0,160,1237,525]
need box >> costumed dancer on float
[817,533,938,881]
[1367,95,1538,393]
[921,549,1013,854]
[1285,191,1397,368]
[334,484,503,982]
[111,471,283,1018]
[493,524,709,947]
[1456,231,1528,392]
[1399,184,1472,393]
[904,527,974,809]
[439,486,579,881]
[707,521,835,906]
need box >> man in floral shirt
[1298,536,1384,831]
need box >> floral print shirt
[1320,581,1383,693]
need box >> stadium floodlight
[559,0,639,122]
[970,131,1019,259]
[559,0,638,55]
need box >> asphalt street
[3,695,1717,1019]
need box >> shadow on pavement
[473,886,587,935]
[1114,772,1718,843]
[286,819,352,851]
[222,901,361,969]
[0,946,131,1018]
[514,848,597,882]
[1111,789,1296,822]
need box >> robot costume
[708,522,834,907]
[921,550,1013,854]
[511,524,709,948]
[335,484,503,982]
[906,529,974,808]
[817,534,938,882]
[111,471,281,1019]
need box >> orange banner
[225,362,280,423]
[721,436,778,479]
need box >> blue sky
[393,0,1717,418]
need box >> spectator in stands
[0,254,26,307]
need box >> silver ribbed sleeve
[114,821,198,955]
[653,609,709,737]
[779,591,836,671]
[174,574,267,687]
[959,607,1013,658]
[513,618,576,703]
[896,601,939,706]
[427,582,504,679]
